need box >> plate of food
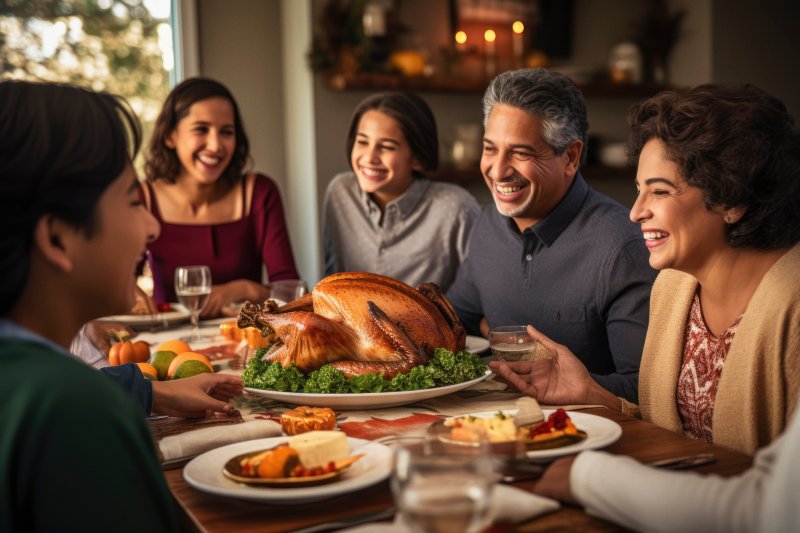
[99,303,191,329]
[244,370,492,410]
[223,431,364,487]
[430,399,622,461]
[465,335,490,355]
[183,432,392,503]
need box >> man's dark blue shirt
[447,173,656,402]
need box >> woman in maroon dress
[143,78,299,317]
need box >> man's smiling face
[480,104,582,231]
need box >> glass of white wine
[391,435,495,533]
[174,265,212,342]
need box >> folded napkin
[158,419,282,465]
[341,484,560,532]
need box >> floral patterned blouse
[677,292,743,442]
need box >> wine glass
[391,435,495,533]
[174,265,212,342]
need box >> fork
[292,507,396,533]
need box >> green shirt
[0,339,179,532]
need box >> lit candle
[484,29,496,77]
[455,30,467,52]
[484,29,496,58]
[512,21,524,66]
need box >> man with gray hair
[446,68,655,402]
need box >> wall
[197,0,287,194]
[281,0,322,284]
[197,0,325,283]
[712,0,800,121]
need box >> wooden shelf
[326,72,672,98]
[432,164,635,185]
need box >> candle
[512,21,524,66]
[484,29,496,58]
[455,30,467,52]
[484,29,496,77]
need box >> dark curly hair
[628,83,800,249]
[145,77,250,185]
[346,91,438,178]
[0,80,141,315]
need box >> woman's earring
[724,214,734,224]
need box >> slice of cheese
[288,430,349,469]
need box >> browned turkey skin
[238,272,466,379]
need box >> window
[0,0,177,165]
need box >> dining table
[131,319,753,533]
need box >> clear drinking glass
[268,279,308,304]
[488,325,550,361]
[391,435,495,533]
[174,265,212,342]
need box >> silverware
[292,507,395,533]
[647,453,716,470]
[497,459,544,483]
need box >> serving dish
[243,370,492,410]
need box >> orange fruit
[155,339,191,354]
[136,362,158,380]
[167,351,212,379]
[171,360,213,380]
[149,350,178,380]
[108,340,151,366]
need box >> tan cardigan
[638,244,800,455]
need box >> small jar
[608,42,643,84]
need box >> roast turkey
[238,272,466,378]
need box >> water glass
[174,265,212,342]
[488,325,549,361]
[269,279,308,304]
[391,436,495,533]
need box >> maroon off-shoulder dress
[144,174,299,303]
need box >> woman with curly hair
[491,83,800,455]
[143,78,299,316]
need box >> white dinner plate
[446,409,622,461]
[183,436,391,504]
[465,335,490,355]
[244,370,492,410]
[99,303,191,329]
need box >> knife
[292,507,396,533]
[647,453,716,470]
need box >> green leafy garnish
[241,347,488,394]
[304,365,352,394]
[241,351,305,392]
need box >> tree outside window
[0,0,175,167]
